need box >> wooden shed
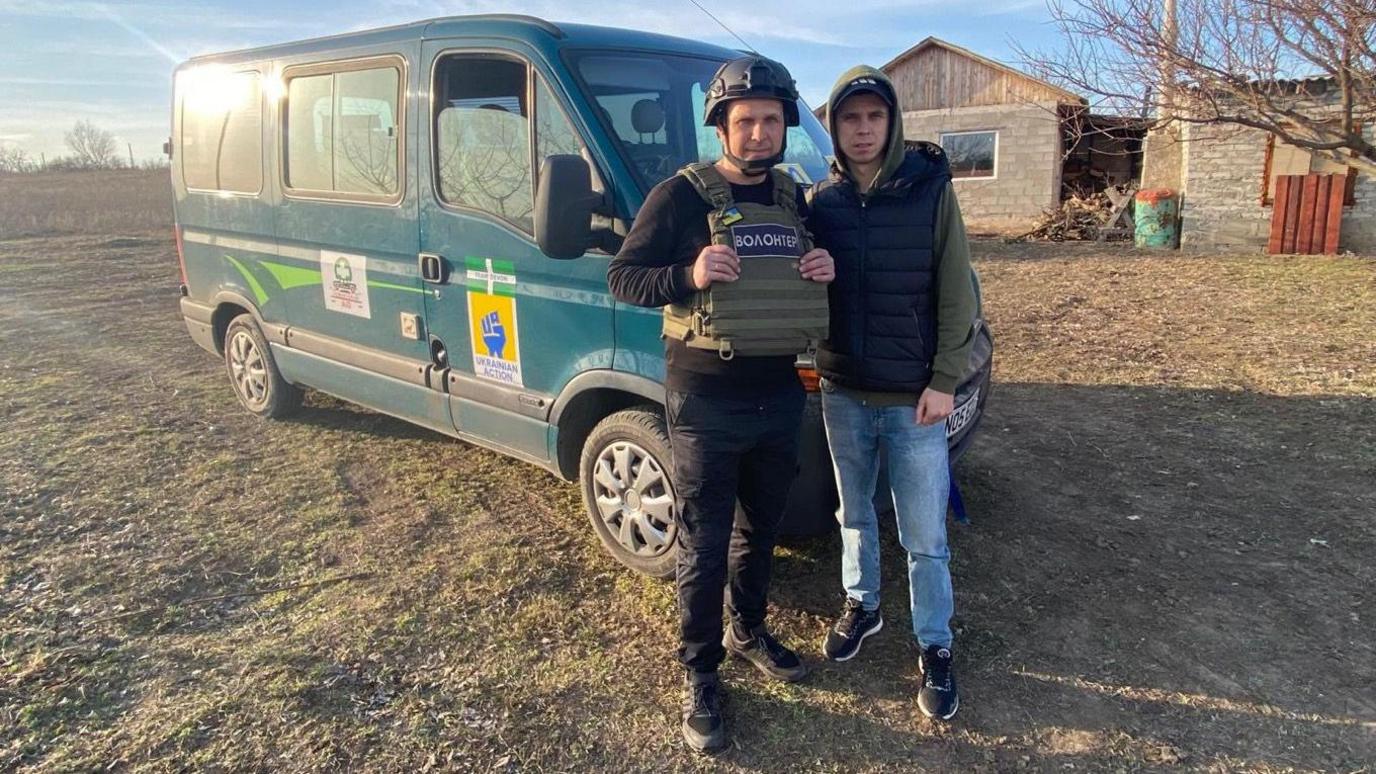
[816,37,1143,231]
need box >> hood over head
[826,65,905,191]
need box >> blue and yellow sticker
[465,257,523,387]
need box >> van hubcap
[228,331,268,405]
[592,441,676,557]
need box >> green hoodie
[820,65,980,398]
[826,65,908,193]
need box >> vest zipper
[858,194,869,369]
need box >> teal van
[171,14,994,577]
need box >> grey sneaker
[681,670,726,754]
[723,623,808,682]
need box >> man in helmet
[607,55,834,754]
[807,66,980,722]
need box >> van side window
[434,56,533,231]
[285,64,401,198]
[180,69,262,193]
[535,77,585,169]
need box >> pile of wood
[1008,185,1136,242]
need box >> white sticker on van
[465,256,523,388]
[320,250,371,319]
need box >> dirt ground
[2,174,1374,772]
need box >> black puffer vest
[808,147,951,392]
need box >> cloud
[0,76,165,88]
[0,0,1066,160]
[0,99,169,159]
[0,0,309,31]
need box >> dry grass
[1,183,1374,771]
[975,241,1376,396]
[0,170,172,239]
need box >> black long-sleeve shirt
[607,174,808,396]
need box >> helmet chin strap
[722,136,790,177]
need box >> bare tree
[64,120,119,169]
[0,145,35,174]
[1016,0,1376,175]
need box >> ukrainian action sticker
[729,223,803,259]
[466,256,523,387]
[320,250,371,318]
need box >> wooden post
[1310,175,1331,255]
[1267,175,1289,254]
[1160,0,1178,119]
[1297,173,1319,254]
[1323,173,1346,253]
[1283,175,1302,253]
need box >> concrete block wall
[1180,120,1376,253]
[1339,124,1376,253]
[1178,123,1271,249]
[903,101,1062,231]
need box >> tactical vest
[662,162,830,360]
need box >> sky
[0,0,1065,163]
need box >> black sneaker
[681,670,726,754]
[723,623,808,682]
[823,597,884,662]
[918,644,960,720]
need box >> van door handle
[419,252,449,284]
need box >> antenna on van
[686,0,758,54]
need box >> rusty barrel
[1134,188,1178,248]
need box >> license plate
[945,391,980,438]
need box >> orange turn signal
[797,367,821,392]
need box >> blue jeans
[821,381,954,649]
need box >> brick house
[1140,78,1375,252]
[816,37,1143,233]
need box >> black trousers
[666,383,806,672]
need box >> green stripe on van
[260,260,322,290]
[369,280,427,295]
[260,260,421,294]
[224,254,268,305]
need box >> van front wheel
[223,314,302,419]
[579,407,678,578]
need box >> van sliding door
[268,42,451,433]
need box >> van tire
[223,313,302,419]
[579,406,678,578]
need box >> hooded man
[606,55,834,754]
[806,65,979,721]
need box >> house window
[940,130,997,179]
[1262,134,1357,206]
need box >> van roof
[177,14,741,69]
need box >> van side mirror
[536,155,600,260]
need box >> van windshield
[569,51,833,196]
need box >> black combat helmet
[703,56,801,174]
[704,56,801,126]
